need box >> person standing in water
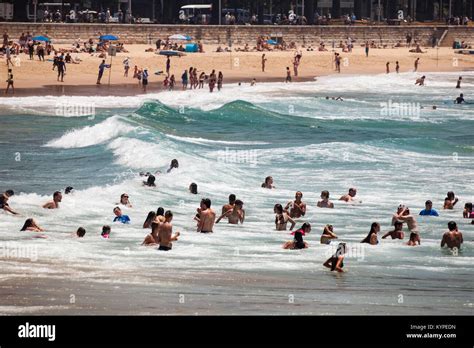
[284,191,306,218]
[221,194,236,215]
[386,62,390,74]
[118,193,132,207]
[441,221,463,250]
[339,188,358,203]
[282,223,311,249]
[323,242,347,272]
[407,232,421,246]
[443,191,459,209]
[216,199,245,224]
[361,222,380,245]
[382,221,404,240]
[320,224,338,244]
[455,93,465,104]
[261,176,275,189]
[113,207,130,224]
[43,191,62,209]
[317,190,334,208]
[392,205,419,233]
[167,159,179,173]
[196,198,216,233]
[419,200,439,216]
[217,71,223,91]
[285,67,292,82]
[456,76,462,89]
[142,68,149,92]
[157,210,180,251]
[274,203,296,231]
[395,61,400,73]
[181,69,188,90]
[414,57,420,72]
[56,57,66,82]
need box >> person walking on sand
[386,62,390,74]
[414,58,420,72]
[96,59,111,85]
[262,54,267,72]
[396,61,400,73]
[166,56,171,76]
[365,41,369,57]
[335,53,341,73]
[57,57,66,82]
[5,68,14,95]
[217,71,223,91]
[123,57,130,77]
[142,68,149,92]
[181,69,188,90]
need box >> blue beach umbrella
[267,39,278,45]
[32,35,51,42]
[99,34,119,41]
[168,34,192,41]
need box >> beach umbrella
[168,34,192,41]
[158,50,186,57]
[32,35,51,42]
[267,39,278,45]
[99,34,119,41]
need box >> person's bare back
[441,230,463,249]
[199,208,216,232]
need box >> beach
[2,44,474,96]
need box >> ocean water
[0,72,473,315]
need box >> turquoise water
[0,72,473,314]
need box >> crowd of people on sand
[2,156,471,272]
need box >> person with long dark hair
[20,218,44,232]
[143,211,156,229]
[282,223,311,249]
[323,242,347,272]
[274,203,295,231]
[361,222,380,245]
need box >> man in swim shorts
[197,198,216,233]
[221,194,236,215]
[157,210,180,251]
[441,221,463,250]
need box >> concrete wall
[1,23,472,46]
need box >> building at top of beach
[6,0,474,24]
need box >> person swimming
[101,225,111,239]
[274,203,296,231]
[75,227,86,238]
[20,218,44,232]
[65,186,74,194]
[144,175,156,187]
[320,224,338,244]
[43,191,62,209]
[419,200,439,216]
[444,191,458,209]
[317,190,334,208]
[0,190,18,215]
[463,203,474,224]
[113,207,131,224]
[382,221,404,240]
[261,176,275,189]
[189,183,198,194]
[415,76,425,86]
[455,93,465,104]
[323,242,347,272]
[339,188,358,203]
[282,223,311,250]
[167,159,179,173]
[361,222,380,245]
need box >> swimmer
[216,199,245,224]
[42,191,62,209]
[415,75,425,86]
[455,93,465,104]
[101,225,111,239]
[251,78,257,86]
[20,218,44,232]
[113,207,131,224]
[144,175,156,187]
[167,159,179,173]
[189,183,198,194]
[0,190,18,215]
[392,205,418,233]
[463,202,474,220]
[143,211,156,229]
[282,223,311,250]
[323,242,347,272]
[441,221,463,250]
[339,188,358,203]
[320,224,338,244]
[361,222,380,245]
[456,76,462,89]
[157,210,180,251]
[407,232,421,246]
[221,194,236,216]
[118,193,132,207]
[65,186,74,194]
[151,209,166,241]
[443,191,458,209]
[317,190,334,208]
[261,176,275,189]
[196,198,216,233]
[142,231,158,246]
[75,227,86,238]
[382,221,404,240]
[284,191,306,218]
[419,200,439,216]
[274,203,296,231]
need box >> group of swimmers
[1,164,471,270]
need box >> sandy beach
[2,44,474,96]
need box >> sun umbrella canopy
[158,50,186,57]
[32,35,51,42]
[100,34,119,41]
[168,34,192,41]
[267,39,278,45]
